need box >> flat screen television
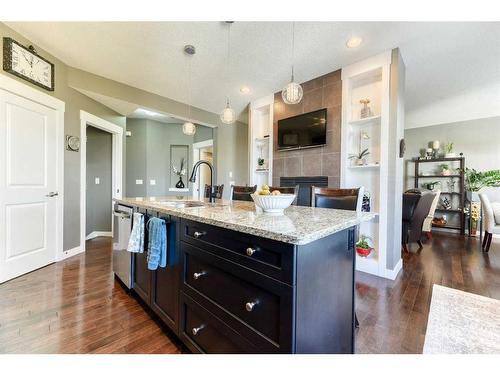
[277,108,327,151]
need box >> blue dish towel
[127,213,144,253]
[147,217,167,270]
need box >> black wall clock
[3,37,55,91]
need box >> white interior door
[0,89,58,283]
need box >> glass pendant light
[282,22,303,105]
[183,44,196,136]
[220,22,235,124]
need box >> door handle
[46,192,59,197]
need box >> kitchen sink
[157,201,206,208]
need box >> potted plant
[355,235,373,257]
[438,163,451,176]
[445,142,455,158]
[463,168,500,201]
[257,157,265,169]
[349,148,370,166]
[172,158,187,188]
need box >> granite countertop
[114,196,376,245]
[423,284,500,354]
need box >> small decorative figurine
[362,191,371,212]
[172,158,187,189]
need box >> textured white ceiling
[6,22,500,119]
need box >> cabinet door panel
[133,251,151,304]
[151,215,180,333]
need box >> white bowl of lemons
[250,185,296,213]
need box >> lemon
[261,184,270,191]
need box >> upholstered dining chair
[310,186,364,329]
[268,185,299,205]
[422,190,441,239]
[479,193,500,252]
[402,189,436,252]
[230,185,257,202]
[204,184,224,200]
[310,187,364,213]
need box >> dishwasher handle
[113,211,131,219]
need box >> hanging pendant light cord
[291,21,295,81]
[226,23,231,105]
[187,55,192,119]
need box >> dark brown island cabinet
[125,205,356,354]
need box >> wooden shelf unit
[413,157,466,235]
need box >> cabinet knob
[192,324,205,335]
[246,247,257,256]
[193,271,206,280]
[245,300,259,312]
[193,231,206,238]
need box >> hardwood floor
[0,233,498,354]
[0,237,184,354]
[355,233,500,353]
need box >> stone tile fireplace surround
[272,69,342,189]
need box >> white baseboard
[383,258,403,280]
[85,231,112,240]
[60,245,84,261]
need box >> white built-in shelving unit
[248,95,274,187]
[341,49,405,280]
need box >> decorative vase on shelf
[359,98,372,119]
[175,176,185,189]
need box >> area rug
[423,284,500,353]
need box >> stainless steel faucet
[189,160,216,203]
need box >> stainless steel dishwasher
[112,204,133,289]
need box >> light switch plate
[95,177,100,185]
[136,179,143,185]
[150,179,156,185]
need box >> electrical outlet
[94,177,100,185]
[126,130,132,137]
[229,171,233,178]
[150,179,156,185]
[135,179,143,185]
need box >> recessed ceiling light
[346,36,363,49]
[240,86,250,94]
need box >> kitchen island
[113,196,375,354]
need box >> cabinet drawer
[182,243,293,350]
[181,293,257,354]
[181,219,295,284]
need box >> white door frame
[80,110,123,252]
[192,139,214,199]
[0,74,65,262]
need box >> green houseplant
[463,168,500,201]
[349,148,370,166]
[445,142,455,158]
[463,168,500,192]
[355,235,373,257]
[438,163,451,176]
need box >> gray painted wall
[126,119,215,196]
[86,126,112,235]
[404,116,500,202]
[0,23,126,251]
[215,121,249,199]
[194,125,214,143]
